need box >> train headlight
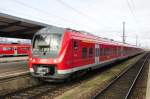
[29,68,34,72]
[32,59,35,62]
[54,59,57,63]
[58,56,63,62]
[29,58,32,61]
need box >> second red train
[0,43,31,56]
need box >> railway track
[92,53,149,99]
[0,53,146,99]
[1,83,61,99]
[1,78,81,99]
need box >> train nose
[33,64,56,75]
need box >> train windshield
[32,26,64,58]
[33,33,62,51]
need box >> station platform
[0,61,29,80]
[0,56,28,63]
[146,57,150,99]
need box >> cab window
[82,48,87,58]
[89,48,93,58]
[73,41,78,50]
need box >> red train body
[29,26,143,81]
[0,43,31,56]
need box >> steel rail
[92,52,149,99]
[124,53,149,99]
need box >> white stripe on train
[57,56,125,74]
[29,53,139,74]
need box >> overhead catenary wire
[125,0,141,32]
[15,0,118,37]
[126,0,136,20]
[125,0,144,47]
[56,0,113,29]
[130,0,143,34]
[14,0,88,28]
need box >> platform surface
[146,58,150,99]
[0,61,29,79]
[0,56,28,63]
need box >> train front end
[29,27,67,81]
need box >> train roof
[35,26,65,35]
[66,28,138,48]
[35,26,139,48]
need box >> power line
[130,0,142,31]
[14,0,84,27]
[15,0,115,33]
[56,0,112,29]
[126,0,141,32]
[56,0,95,20]
[126,0,136,19]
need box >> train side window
[3,47,12,51]
[100,47,103,56]
[3,48,6,51]
[105,48,108,55]
[22,48,28,50]
[73,41,78,50]
[82,48,87,58]
[27,48,30,50]
[89,48,93,58]
[106,48,108,55]
[103,48,105,55]
[99,48,101,56]
[8,47,12,51]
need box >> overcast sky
[0,0,149,48]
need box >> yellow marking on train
[82,40,94,43]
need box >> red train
[29,26,143,81]
[0,43,31,56]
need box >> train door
[14,47,17,56]
[72,40,79,66]
[95,44,99,64]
